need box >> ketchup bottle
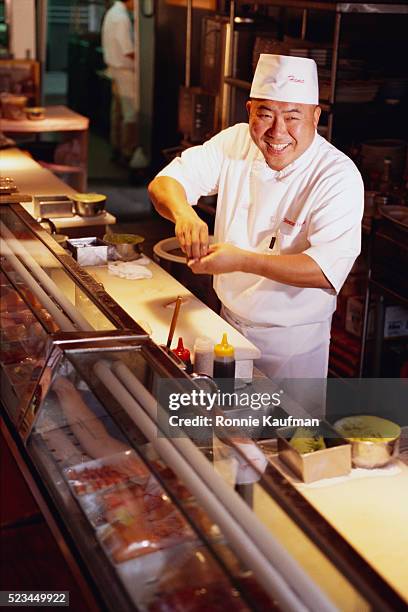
[172,337,192,373]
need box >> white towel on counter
[108,261,153,280]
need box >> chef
[148,54,364,381]
[101,0,146,169]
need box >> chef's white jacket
[157,124,364,329]
[101,1,134,70]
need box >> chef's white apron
[222,306,331,378]
[222,306,330,417]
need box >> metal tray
[277,422,351,484]
[33,194,74,219]
[66,237,108,266]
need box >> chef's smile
[264,141,292,154]
[246,99,321,171]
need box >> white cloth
[251,54,319,105]
[157,124,364,329]
[101,1,134,70]
[108,261,152,280]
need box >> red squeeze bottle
[172,337,192,373]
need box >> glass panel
[28,348,268,611]
[60,346,371,610]
[0,206,115,331]
[0,268,49,423]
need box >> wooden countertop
[87,260,261,362]
[1,105,89,133]
[256,454,408,608]
[0,148,115,228]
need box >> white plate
[379,205,408,231]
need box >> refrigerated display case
[1,202,407,611]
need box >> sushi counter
[1,199,408,612]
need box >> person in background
[148,54,364,386]
[101,0,146,170]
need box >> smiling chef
[148,54,364,380]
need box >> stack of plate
[310,48,331,67]
[335,80,380,103]
[289,48,309,58]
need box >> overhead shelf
[235,0,408,15]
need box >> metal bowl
[103,233,144,261]
[72,193,106,217]
[24,106,45,120]
[334,415,401,469]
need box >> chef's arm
[242,251,331,289]
[148,176,209,259]
[188,243,332,289]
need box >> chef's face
[246,99,321,171]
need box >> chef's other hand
[188,243,244,274]
[175,212,209,260]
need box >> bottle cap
[172,337,191,362]
[193,336,213,352]
[214,333,234,358]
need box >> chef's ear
[313,105,321,128]
[246,100,252,117]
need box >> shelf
[369,279,408,308]
[224,76,251,91]
[235,0,408,15]
[222,81,385,113]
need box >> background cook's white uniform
[157,124,364,380]
[102,1,138,160]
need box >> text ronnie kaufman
[168,415,320,427]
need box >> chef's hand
[187,243,245,274]
[175,212,209,260]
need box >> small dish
[24,106,45,120]
[334,415,401,468]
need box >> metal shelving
[222,0,408,140]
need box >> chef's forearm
[148,176,198,223]
[241,252,331,289]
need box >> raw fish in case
[64,450,150,495]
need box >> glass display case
[2,203,407,611]
[0,201,145,425]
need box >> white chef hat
[250,54,319,105]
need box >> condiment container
[103,233,144,262]
[193,336,214,376]
[214,333,235,394]
[333,415,400,469]
[66,237,108,266]
[24,106,45,121]
[172,337,192,373]
[72,193,106,217]
[34,194,74,219]
[277,423,351,484]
